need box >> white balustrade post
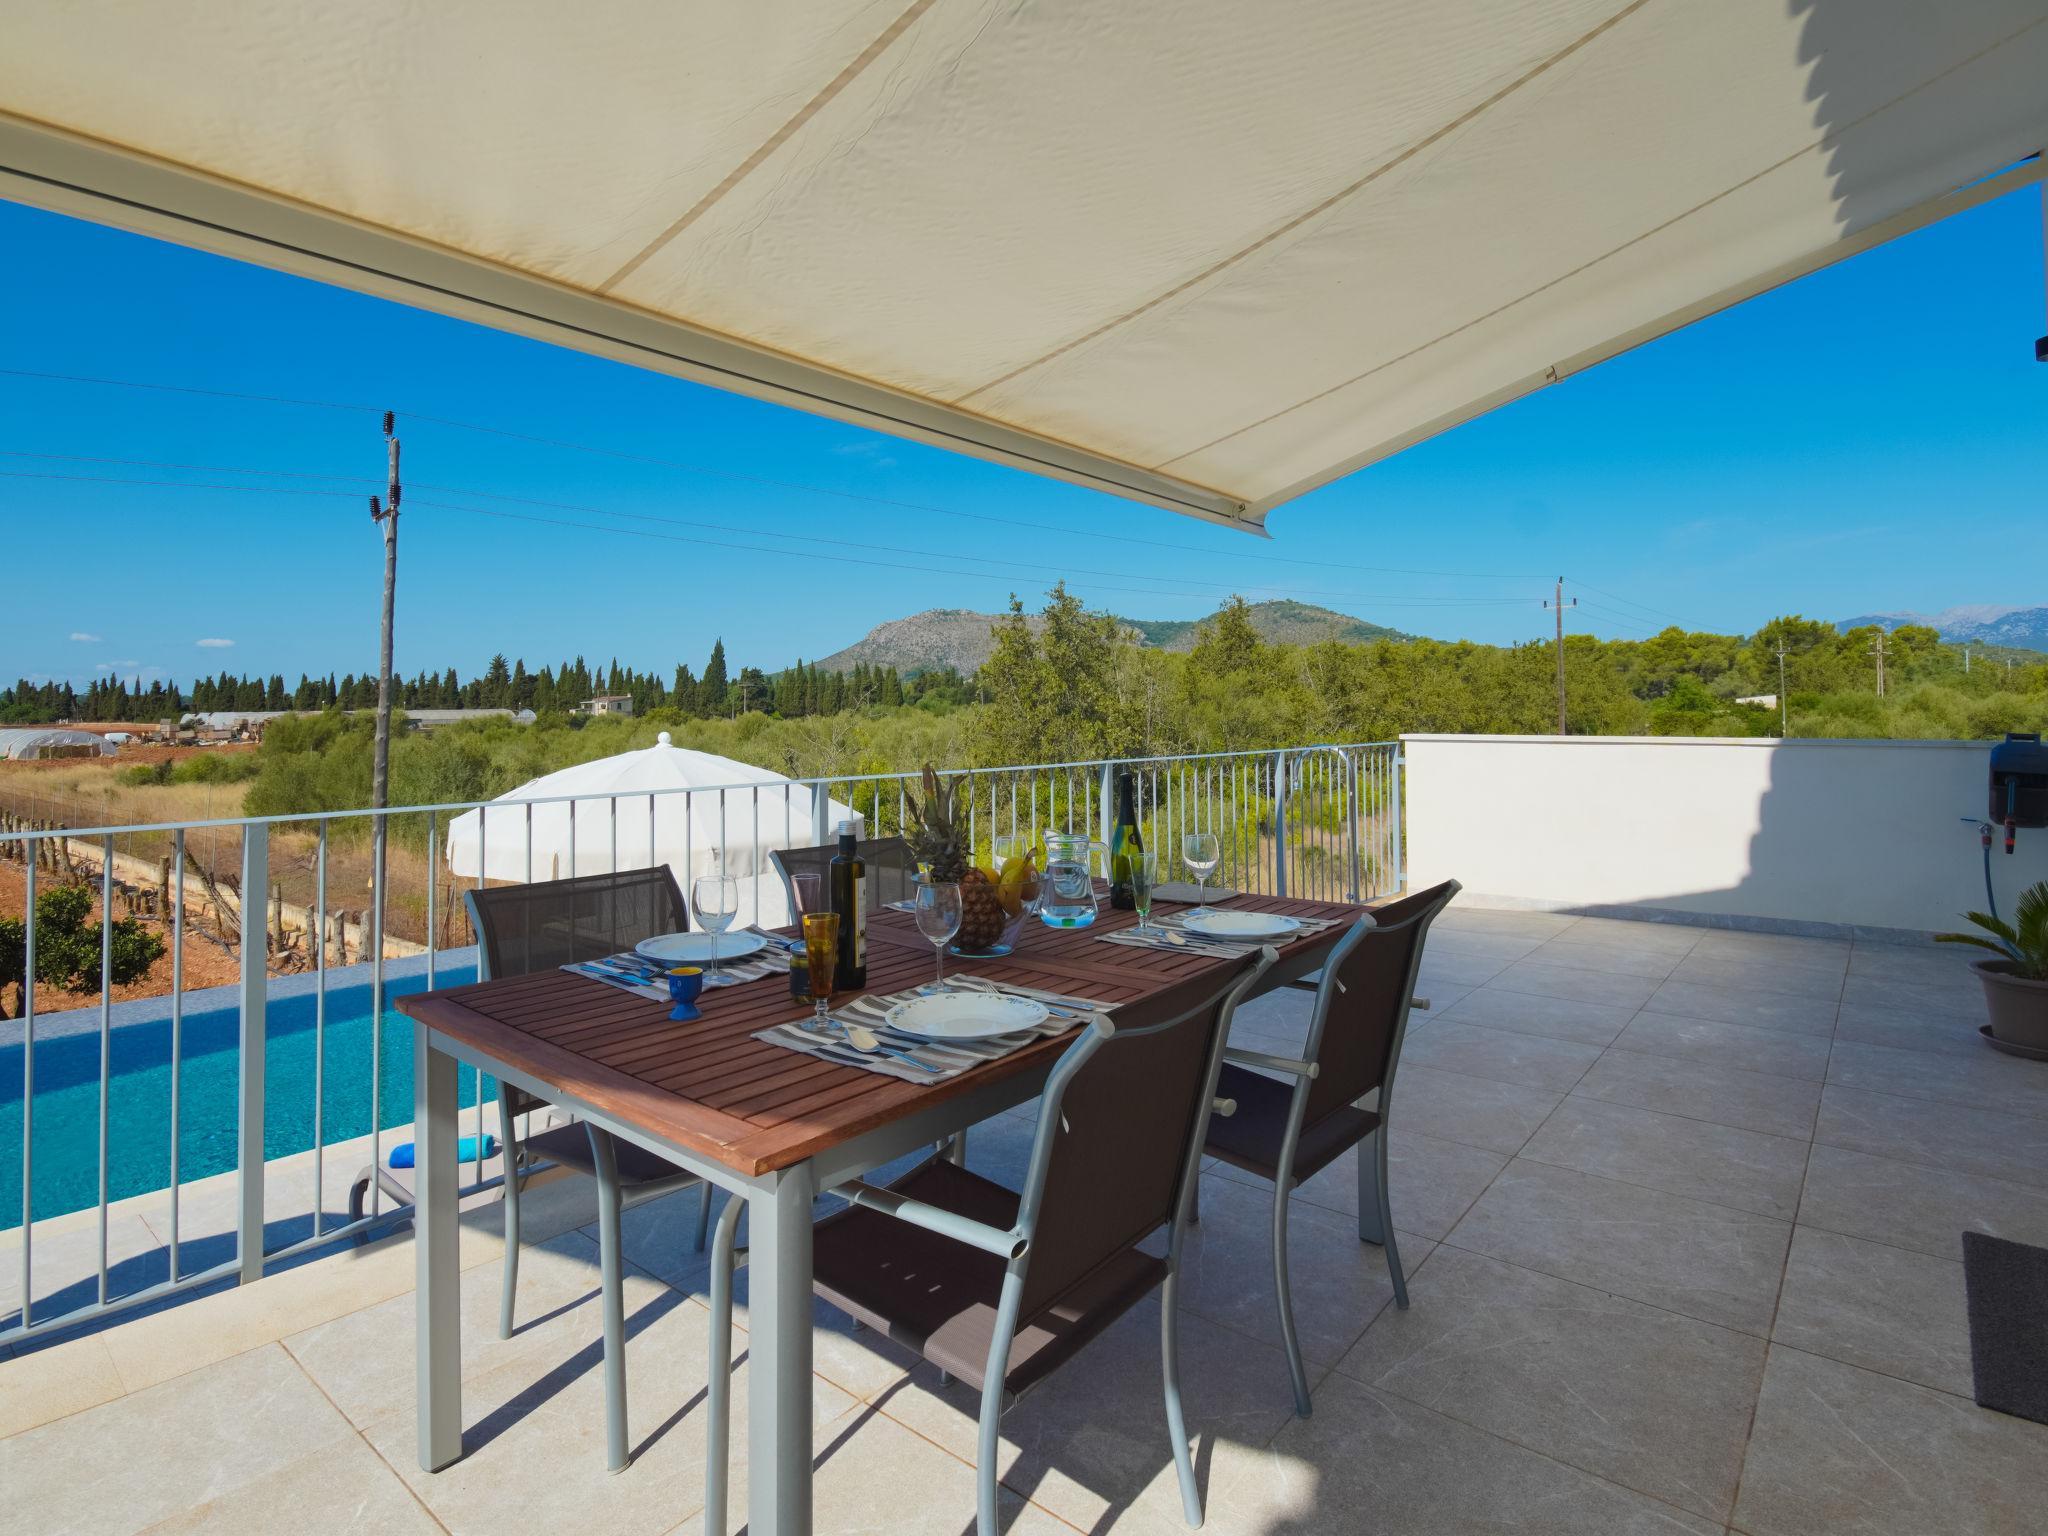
[236,820,268,1284]
[1271,750,1290,897]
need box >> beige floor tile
[1545,916,1703,953]
[0,1329,124,1437]
[876,1294,1299,1533]
[1446,1159,1791,1335]
[364,1288,854,1536]
[1574,1049,1821,1139]
[1520,937,1688,979]
[1400,1021,1604,1094]
[1845,943,1982,986]
[1815,1083,2048,1189]
[1521,1095,1809,1219]
[1831,1000,1987,1059]
[1644,978,1838,1037]
[664,1403,1070,1536]
[1436,909,1579,940]
[1335,1244,1766,1523]
[1,1211,166,1328]
[1797,1143,2048,1261]
[1193,1370,1722,1535]
[0,1343,355,1536]
[1826,1039,2048,1122]
[1220,1127,1509,1242]
[1612,1011,1834,1082]
[1771,1227,1972,1397]
[137,1431,442,1535]
[1691,930,1849,964]
[1668,951,1845,1001]
[1732,1345,2048,1536]
[1387,1063,1564,1154]
[284,1230,664,1430]
[1839,972,1986,1024]
[1171,1172,1430,1366]
[1484,959,1661,1012]
[1436,984,1639,1046]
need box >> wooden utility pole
[1869,631,1888,699]
[369,412,400,959]
[1543,577,1576,734]
[1775,639,1790,737]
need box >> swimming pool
[0,961,489,1230]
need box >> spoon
[824,1018,947,1074]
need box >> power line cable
[0,365,1542,580]
[0,455,1542,607]
[1565,577,1692,629]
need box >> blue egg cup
[666,966,705,1022]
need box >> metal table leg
[747,1160,817,1536]
[415,1031,463,1470]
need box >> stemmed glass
[915,880,963,993]
[1182,832,1220,914]
[693,870,740,985]
[1132,849,1159,934]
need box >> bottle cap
[836,819,857,837]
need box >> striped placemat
[752,976,1112,1083]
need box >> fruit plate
[884,991,1049,1042]
[1180,910,1303,941]
[634,931,769,966]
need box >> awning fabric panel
[3,1,2044,528]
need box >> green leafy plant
[1936,881,2048,981]
[0,881,167,1017]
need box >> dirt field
[0,859,244,1018]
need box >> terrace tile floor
[6,909,2048,1534]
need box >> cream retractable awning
[3,2,2045,532]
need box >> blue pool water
[0,962,491,1230]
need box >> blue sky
[2,183,2043,690]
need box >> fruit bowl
[948,854,1042,957]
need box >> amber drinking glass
[801,911,840,1025]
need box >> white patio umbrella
[444,732,858,930]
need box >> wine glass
[802,910,840,1028]
[915,880,963,993]
[693,870,740,985]
[1132,849,1160,934]
[1182,832,1220,914]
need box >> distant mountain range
[1835,605,2048,654]
[814,600,1412,675]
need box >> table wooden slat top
[399,893,1359,1178]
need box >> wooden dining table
[399,888,1359,1536]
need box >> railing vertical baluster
[97,836,111,1304]
[611,793,619,875]
[170,831,184,1274]
[237,821,268,1282]
[20,838,34,1330]
[312,823,325,1239]
[752,788,762,924]
[525,801,534,885]
[426,813,437,992]
[1271,751,1289,897]
[656,792,664,874]
[569,798,577,880]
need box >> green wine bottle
[828,820,867,989]
[1108,770,1142,910]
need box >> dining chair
[466,866,714,1472]
[1202,879,1460,1416]
[769,834,919,916]
[700,947,1276,1535]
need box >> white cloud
[69,631,101,643]
[195,637,236,649]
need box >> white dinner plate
[634,930,769,966]
[884,991,1049,1042]
[1180,910,1303,941]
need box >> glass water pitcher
[1038,831,1110,929]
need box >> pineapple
[904,765,1007,949]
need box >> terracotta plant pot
[1975,960,2048,1052]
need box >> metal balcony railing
[0,741,1401,1346]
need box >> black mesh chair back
[1016,965,1249,1317]
[769,835,919,916]
[1301,879,1459,1124]
[466,865,689,982]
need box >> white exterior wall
[1402,734,2048,937]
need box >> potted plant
[1937,882,2048,1052]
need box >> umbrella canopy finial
[657,730,672,747]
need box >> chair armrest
[1222,1045,1319,1079]
[840,1180,1026,1259]
[1411,995,1430,1011]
